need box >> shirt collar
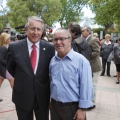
[55,49,74,60]
[27,38,40,49]
[105,41,111,45]
[86,35,91,41]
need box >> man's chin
[30,39,40,43]
[56,48,63,53]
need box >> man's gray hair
[87,27,92,34]
[54,28,71,38]
[83,26,92,34]
[25,16,44,30]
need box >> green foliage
[0,2,9,31]
[59,0,89,27]
[1,0,89,31]
[40,0,62,25]
[92,27,106,36]
[92,27,105,33]
[89,0,120,32]
[0,16,5,30]
[7,0,62,28]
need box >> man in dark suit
[7,16,55,120]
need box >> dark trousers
[101,59,111,75]
[15,97,49,120]
[50,99,86,120]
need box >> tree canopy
[89,0,120,32]
[0,3,8,30]
[0,0,89,31]
[7,0,62,28]
[59,0,89,27]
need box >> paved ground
[0,61,120,120]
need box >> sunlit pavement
[0,61,120,120]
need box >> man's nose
[33,29,38,34]
[56,39,62,43]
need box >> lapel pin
[43,48,46,50]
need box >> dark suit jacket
[0,46,7,78]
[100,42,114,59]
[7,39,55,111]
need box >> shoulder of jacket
[91,37,98,41]
[40,39,54,48]
[74,37,83,44]
[88,37,98,43]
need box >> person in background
[41,24,49,42]
[93,33,101,46]
[113,40,118,77]
[0,33,14,102]
[49,28,94,120]
[15,36,18,41]
[113,38,120,84]
[7,16,55,120]
[68,22,91,60]
[93,33,98,38]
[100,34,114,76]
[82,26,102,110]
[10,35,18,42]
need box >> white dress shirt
[27,38,40,74]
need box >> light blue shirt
[49,49,94,108]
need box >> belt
[51,99,78,106]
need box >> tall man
[82,26,102,110]
[7,16,55,120]
[49,28,94,120]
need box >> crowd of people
[0,16,120,120]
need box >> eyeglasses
[53,37,70,42]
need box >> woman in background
[100,34,114,76]
[113,38,120,84]
[0,33,14,90]
[93,33,101,46]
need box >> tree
[59,0,89,27]
[89,0,120,33]
[2,0,89,31]
[0,1,8,31]
[7,0,62,28]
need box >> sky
[0,0,6,7]
[53,6,96,30]
[81,6,95,18]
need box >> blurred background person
[0,33,14,102]
[113,38,120,84]
[81,26,102,110]
[41,24,49,42]
[68,22,91,60]
[100,34,114,76]
[93,33,101,46]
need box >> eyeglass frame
[53,37,71,42]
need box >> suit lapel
[87,36,91,43]
[19,39,34,74]
[36,40,46,76]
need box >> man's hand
[73,109,86,120]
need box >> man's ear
[70,38,72,43]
